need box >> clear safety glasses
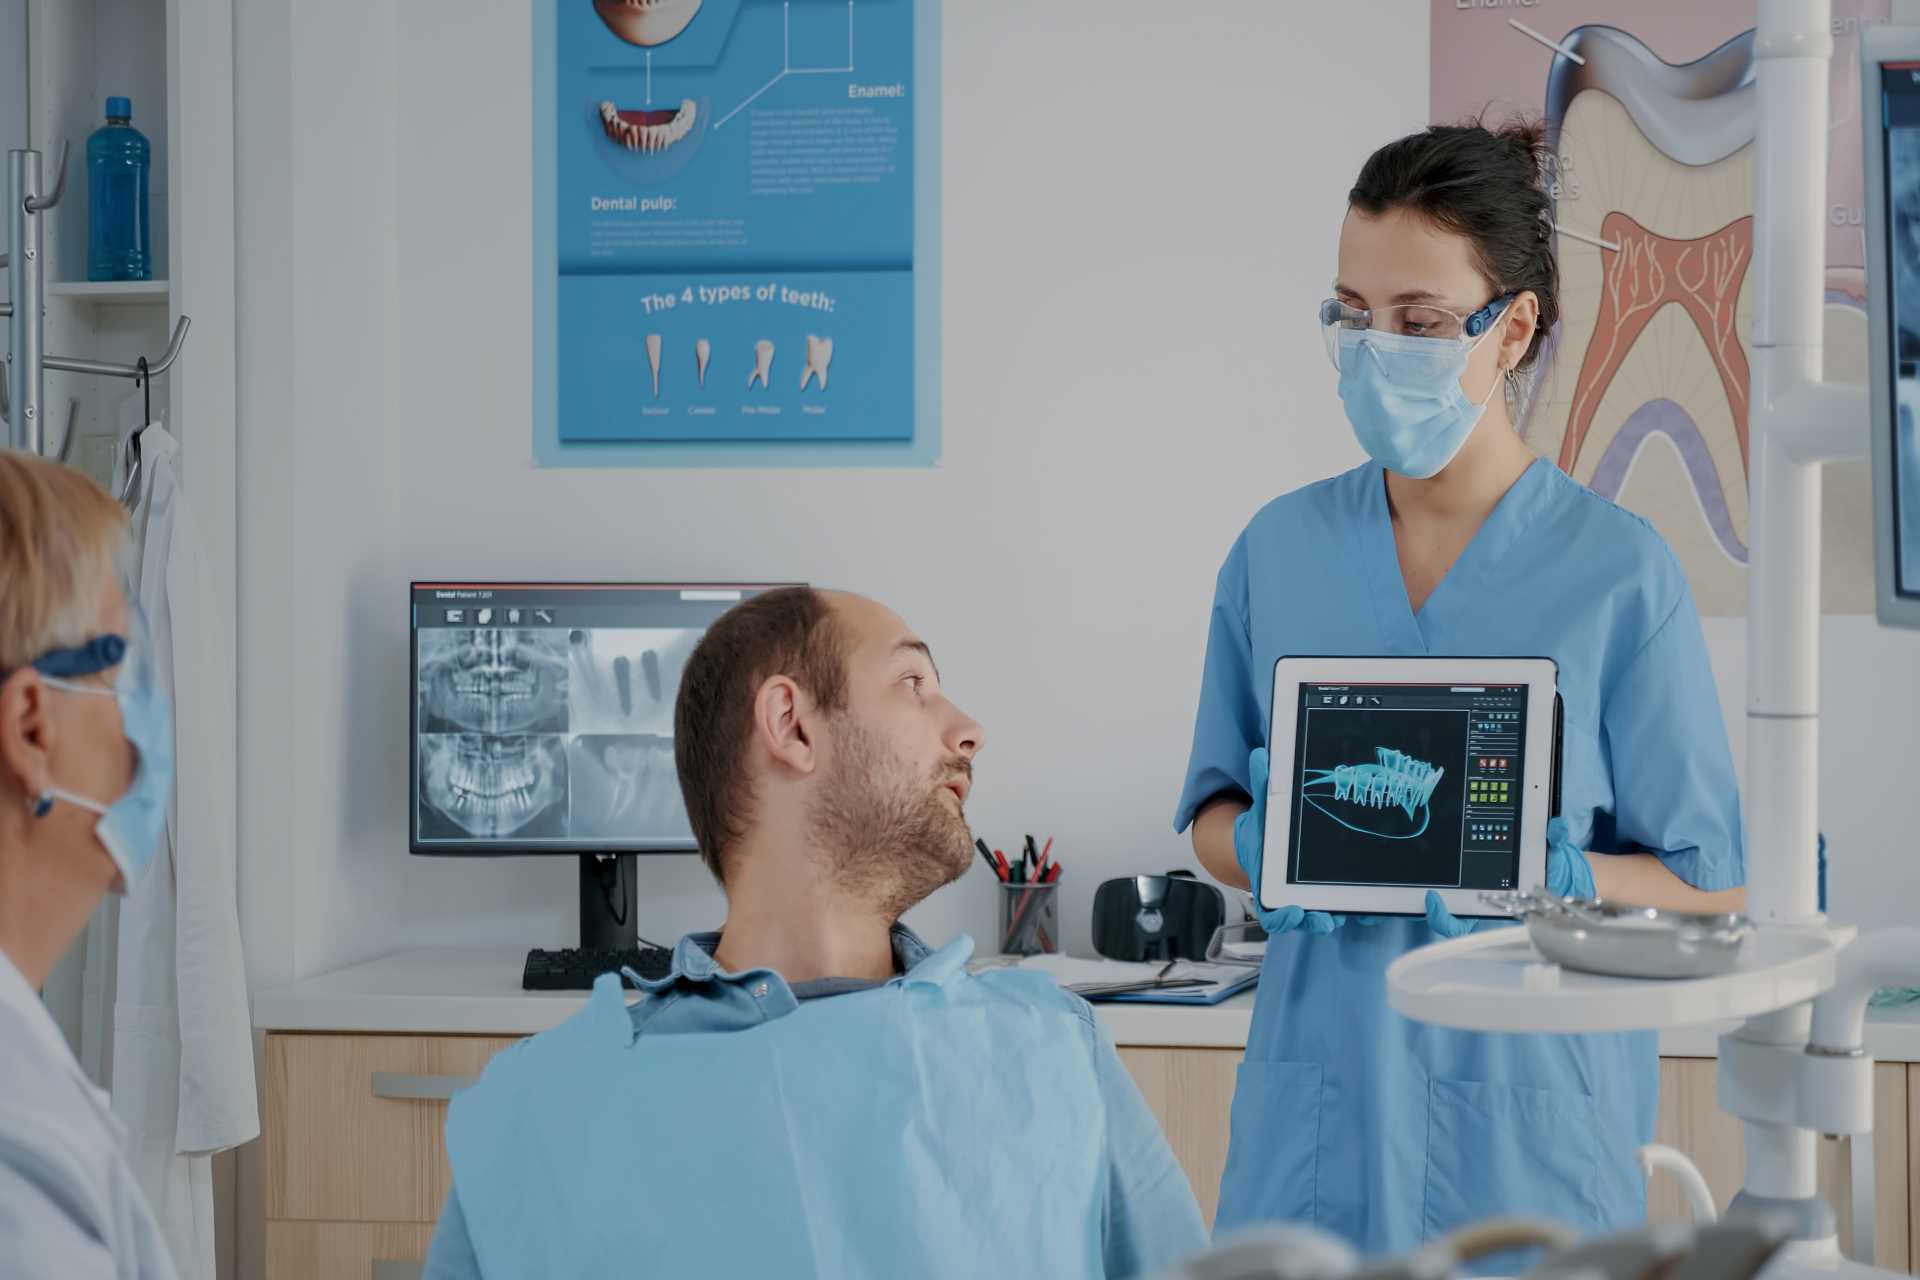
[1318,293,1514,377]
[17,599,156,711]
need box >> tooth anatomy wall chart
[1432,0,1888,613]
[537,0,936,463]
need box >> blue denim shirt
[424,927,1208,1279]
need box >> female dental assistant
[1176,121,1747,1251]
[0,451,179,1278]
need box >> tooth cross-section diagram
[1472,12,1885,614]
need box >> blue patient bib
[445,946,1116,1278]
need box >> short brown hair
[0,450,129,671]
[674,587,848,880]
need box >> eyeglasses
[1319,293,1515,372]
[0,601,153,696]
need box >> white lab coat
[111,424,257,1279]
[0,947,179,1279]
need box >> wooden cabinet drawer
[265,1221,436,1280]
[264,1033,520,1222]
[1118,1046,1241,1230]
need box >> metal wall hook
[8,146,187,457]
[23,142,68,214]
[44,315,191,381]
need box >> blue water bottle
[87,96,151,282]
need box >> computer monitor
[408,581,792,947]
[1864,29,1920,628]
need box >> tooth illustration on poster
[801,335,834,391]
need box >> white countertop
[249,947,1260,1048]
[251,947,1920,1060]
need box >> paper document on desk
[1018,955,1259,1005]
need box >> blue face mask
[1335,320,1507,480]
[29,607,174,891]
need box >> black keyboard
[521,946,674,991]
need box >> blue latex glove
[1545,816,1596,898]
[1423,890,1476,939]
[1235,748,1346,936]
[1424,817,1597,940]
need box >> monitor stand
[577,854,638,951]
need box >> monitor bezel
[407,580,792,858]
[1863,27,1920,629]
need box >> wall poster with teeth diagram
[1433,0,1890,613]
[535,0,939,466]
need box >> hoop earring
[30,790,53,819]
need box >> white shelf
[48,279,169,306]
[1387,922,1854,1034]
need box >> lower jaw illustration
[599,99,699,154]
[1302,747,1445,840]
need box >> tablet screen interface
[1288,682,1528,891]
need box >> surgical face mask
[26,606,174,890]
[1323,293,1514,479]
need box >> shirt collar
[647,921,945,992]
[587,924,977,1047]
[0,948,122,1134]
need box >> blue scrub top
[1175,459,1743,1253]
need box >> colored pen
[975,840,1001,879]
[1039,836,1053,864]
[994,849,1010,881]
[1045,863,1061,884]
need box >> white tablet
[1259,656,1559,919]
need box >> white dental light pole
[1723,0,1884,1253]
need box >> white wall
[234,0,1432,984]
[234,0,1920,996]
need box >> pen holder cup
[998,881,1060,957]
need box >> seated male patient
[423,587,1208,1279]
